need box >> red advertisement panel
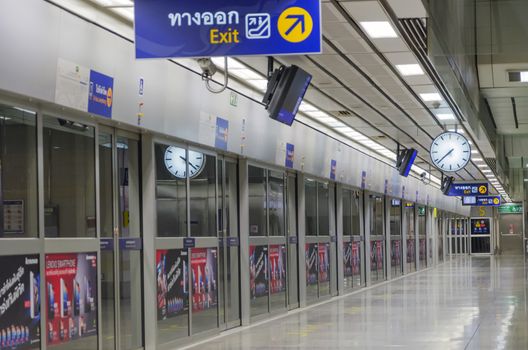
[45,253,97,346]
[318,243,329,283]
[190,248,217,312]
[269,245,286,294]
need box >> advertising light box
[45,253,98,346]
[135,0,322,58]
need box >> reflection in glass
[189,153,216,237]
[304,179,317,236]
[370,196,384,236]
[405,205,416,272]
[117,137,143,348]
[0,105,37,238]
[99,133,113,238]
[155,144,187,237]
[343,189,352,236]
[268,171,285,237]
[249,166,266,237]
[317,182,329,236]
[43,116,96,238]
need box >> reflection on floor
[184,256,528,350]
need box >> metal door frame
[99,125,143,350]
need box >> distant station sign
[134,0,322,58]
[447,182,488,196]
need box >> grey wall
[0,0,468,215]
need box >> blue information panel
[476,196,501,207]
[448,183,488,196]
[135,0,322,58]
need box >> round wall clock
[164,146,205,179]
[430,132,471,172]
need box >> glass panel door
[99,129,143,350]
[218,157,240,329]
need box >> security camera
[196,58,217,78]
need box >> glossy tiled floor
[186,255,528,349]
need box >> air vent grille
[330,110,353,117]
[485,158,497,172]
[399,18,427,52]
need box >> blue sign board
[448,183,488,196]
[100,238,114,251]
[215,117,229,150]
[135,0,322,58]
[476,196,501,207]
[330,160,337,180]
[183,237,196,248]
[361,171,367,189]
[227,237,239,247]
[285,143,295,169]
[119,238,143,250]
[88,70,113,118]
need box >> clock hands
[437,148,454,164]
[179,155,198,171]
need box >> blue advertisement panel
[88,70,113,118]
[215,117,229,150]
[330,160,336,180]
[476,196,501,207]
[285,143,294,169]
[135,0,322,58]
[447,183,488,196]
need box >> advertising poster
[376,241,383,270]
[190,248,217,312]
[269,245,286,294]
[156,249,188,321]
[318,243,330,283]
[407,240,415,263]
[351,242,360,275]
[45,253,97,346]
[249,246,268,298]
[285,143,294,169]
[343,242,353,277]
[0,255,40,350]
[419,239,426,261]
[305,244,318,286]
[391,240,401,267]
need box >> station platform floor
[185,255,528,349]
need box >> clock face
[164,146,205,179]
[430,132,471,172]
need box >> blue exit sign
[135,0,322,59]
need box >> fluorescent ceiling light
[306,111,329,118]
[420,93,442,102]
[472,157,483,162]
[247,79,269,91]
[359,21,398,39]
[448,128,464,134]
[482,170,492,173]
[0,116,11,120]
[396,64,424,76]
[521,72,528,82]
[13,107,36,115]
[299,102,318,112]
[471,150,479,154]
[231,68,262,81]
[436,113,455,121]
